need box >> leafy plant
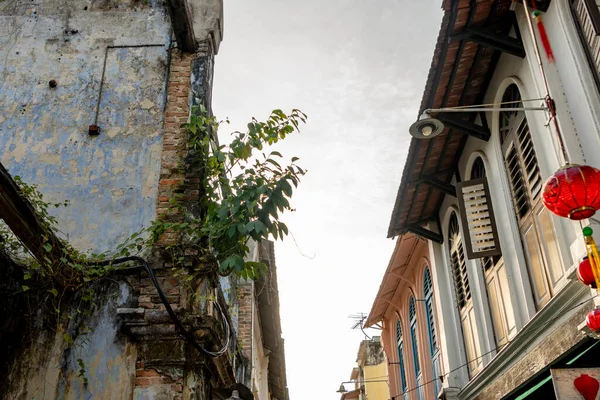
[153,105,307,279]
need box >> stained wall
[0,0,171,253]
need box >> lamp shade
[577,257,597,288]
[586,308,600,332]
[542,164,600,220]
[409,113,445,139]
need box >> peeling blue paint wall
[0,1,171,253]
[3,281,138,400]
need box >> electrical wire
[389,295,597,398]
[97,256,230,357]
[445,98,546,109]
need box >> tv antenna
[349,313,371,340]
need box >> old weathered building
[338,337,389,400]
[368,0,600,399]
[0,1,289,399]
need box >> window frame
[499,85,564,310]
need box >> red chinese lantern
[586,309,600,332]
[578,257,597,288]
[542,164,600,220]
[574,374,600,400]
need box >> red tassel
[534,11,555,63]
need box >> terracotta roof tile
[387,0,516,238]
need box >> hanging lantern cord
[522,0,570,165]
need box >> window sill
[458,278,591,399]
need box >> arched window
[396,320,408,399]
[423,268,442,396]
[409,297,424,400]
[449,212,481,375]
[500,84,564,309]
[470,157,516,347]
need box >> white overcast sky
[212,1,443,398]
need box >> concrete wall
[3,281,137,400]
[363,363,389,400]
[0,0,171,254]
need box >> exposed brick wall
[156,48,203,245]
[237,284,253,360]
[137,271,181,311]
[131,46,216,397]
[135,361,184,400]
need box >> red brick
[137,369,161,377]
[136,377,150,387]
[172,384,184,392]
[159,179,183,186]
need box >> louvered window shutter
[450,239,470,309]
[503,120,542,222]
[456,178,501,259]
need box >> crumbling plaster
[0,0,171,253]
[4,281,137,400]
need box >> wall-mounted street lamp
[408,100,549,139]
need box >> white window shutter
[456,178,502,259]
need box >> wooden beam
[450,27,525,58]
[406,225,443,244]
[423,178,456,197]
[166,0,197,53]
[408,168,455,185]
[409,216,438,227]
[0,163,70,270]
[438,114,491,141]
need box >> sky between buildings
[212,1,443,398]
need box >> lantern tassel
[583,227,600,289]
[533,10,555,63]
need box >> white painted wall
[429,0,599,392]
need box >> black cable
[96,256,230,357]
[390,295,597,398]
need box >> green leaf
[254,220,266,234]
[291,156,299,162]
[63,333,74,345]
[265,158,282,169]
[233,255,245,273]
[227,225,237,238]
[23,273,31,280]
[245,221,255,232]
[21,285,29,292]
[49,288,59,297]
[280,223,288,236]
[43,243,52,253]
[236,224,246,234]
[281,180,293,197]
